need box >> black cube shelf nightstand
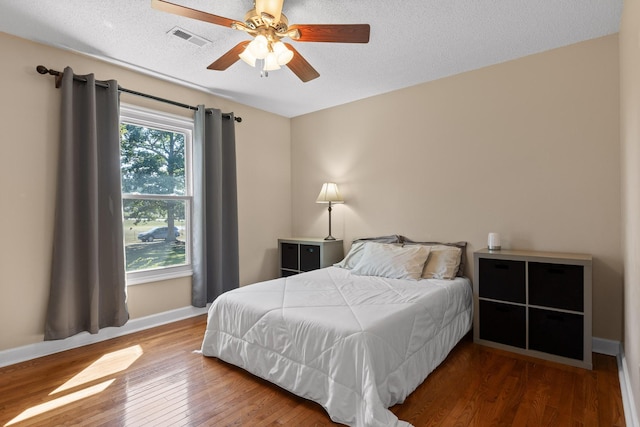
[278,238,344,277]
[473,248,593,369]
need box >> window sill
[126,267,193,286]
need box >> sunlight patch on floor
[3,345,144,426]
[51,345,143,395]
[5,380,115,426]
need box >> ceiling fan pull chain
[257,59,267,78]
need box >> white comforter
[201,266,473,427]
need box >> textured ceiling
[0,0,623,118]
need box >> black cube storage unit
[278,238,344,277]
[473,248,592,369]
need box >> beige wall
[0,27,626,365]
[620,0,640,417]
[0,32,291,351]
[291,35,622,341]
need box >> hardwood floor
[0,315,625,426]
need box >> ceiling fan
[151,0,370,82]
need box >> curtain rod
[36,65,242,123]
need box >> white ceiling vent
[168,26,210,47]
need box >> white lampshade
[316,183,344,204]
[272,41,294,65]
[239,47,257,67]
[248,35,269,59]
[263,52,281,71]
[255,0,284,23]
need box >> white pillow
[422,245,462,280]
[334,239,403,269]
[350,242,431,280]
[333,241,367,269]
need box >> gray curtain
[192,106,239,306]
[45,67,128,340]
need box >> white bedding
[201,266,473,427]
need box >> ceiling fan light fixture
[272,41,293,65]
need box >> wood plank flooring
[0,315,625,426]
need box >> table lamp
[316,182,344,240]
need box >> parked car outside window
[138,226,180,242]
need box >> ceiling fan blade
[284,43,320,82]
[151,0,237,28]
[288,24,370,43]
[207,41,251,71]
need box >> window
[119,104,193,285]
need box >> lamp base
[324,235,336,241]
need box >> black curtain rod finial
[36,65,50,75]
[37,65,63,88]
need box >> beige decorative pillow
[350,242,431,280]
[422,245,463,280]
[401,237,467,276]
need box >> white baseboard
[592,337,639,427]
[618,345,640,427]
[593,337,622,356]
[0,305,209,368]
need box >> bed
[201,239,473,427]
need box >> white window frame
[120,104,194,286]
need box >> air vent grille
[168,26,210,47]
[172,29,192,40]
